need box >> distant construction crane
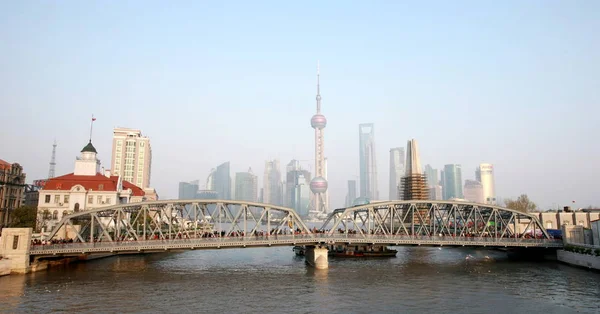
[48,140,57,179]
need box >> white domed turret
[310,176,328,193]
[311,114,327,129]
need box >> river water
[0,247,599,313]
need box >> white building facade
[476,163,496,204]
[38,141,145,231]
[111,128,152,189]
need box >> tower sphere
[311,114,327,129]
[310,176,328,193]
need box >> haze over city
[1,1,599,209]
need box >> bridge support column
[305,245,328,269]
[0,228,32,274]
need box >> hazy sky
[1,1,598,210]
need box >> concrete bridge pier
[305,245,328,269]
[0,228,33,274]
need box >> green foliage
[504,194,537,213]
[9,205,38,228]
[564,245,599,256]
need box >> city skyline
[1,2,599,209]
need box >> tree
[9,205,38,228]
[504,194,537,213]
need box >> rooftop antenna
[48,140,57,179]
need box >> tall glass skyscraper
[263,159,282,206]
[476,163,496,204]
[346,180,357,207]
[359,123,378,200]
[214,162,231,200]
[284,159,311,216]
[388,147,405,200]
[235,168,257,202]
[443,164,463,200]
[178,180,199,199]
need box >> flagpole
[89,114,95,142]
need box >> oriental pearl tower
[309,63,328,217]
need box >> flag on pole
[92,117,96,121]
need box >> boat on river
[292,244,397,258]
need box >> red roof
[0,159,12,170]
[42,173,145,197]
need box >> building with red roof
[38,141,146,230]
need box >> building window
[64,195,69,204]
[98,184,104,191]
[54,195,60,204]
[74,203,80,212]
[45,195,51,203]
[105,197,111,205]
[88,196,93,204]
[546,221,553,229]
[97,196,102,204]
[52,210,58,220]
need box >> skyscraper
[464,179,484,203]
[476,163,496,204]
[293,173,311,217]
[443,164,463,200]
[111,127,152,188]
[359,123,378,200]
[235,168,258,202]
[309,64,329,215]
[400,139,428,200]
[263,159,283,205]
[388,147,405,201]
[424,164,442,200]
[346,180,357,207]
[214,162,231,200]
[178,180,199,199]
[285,159,311,211]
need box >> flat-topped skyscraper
[359,123,378,200]
[111,127,152,188]
[389,147,405,200]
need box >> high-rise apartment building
[214,162,231,200]
[111,128,152,188]
[443,164,463,200]
[263,159,283,206]
[178,180,199,199]
[400,139,428,200]
[359,123,378,200]
[235,168,258,202]
[389,147,405,201]
[476,163,496,204]
[464,179,484,203]
[346,180,357,207]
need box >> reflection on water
[0,247,599,313]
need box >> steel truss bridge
[31,200,562,258]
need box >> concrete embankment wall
[557,250,600,271]
[0,259,11,276]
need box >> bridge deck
[30,235,563,257]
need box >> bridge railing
[30,234,562,252]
